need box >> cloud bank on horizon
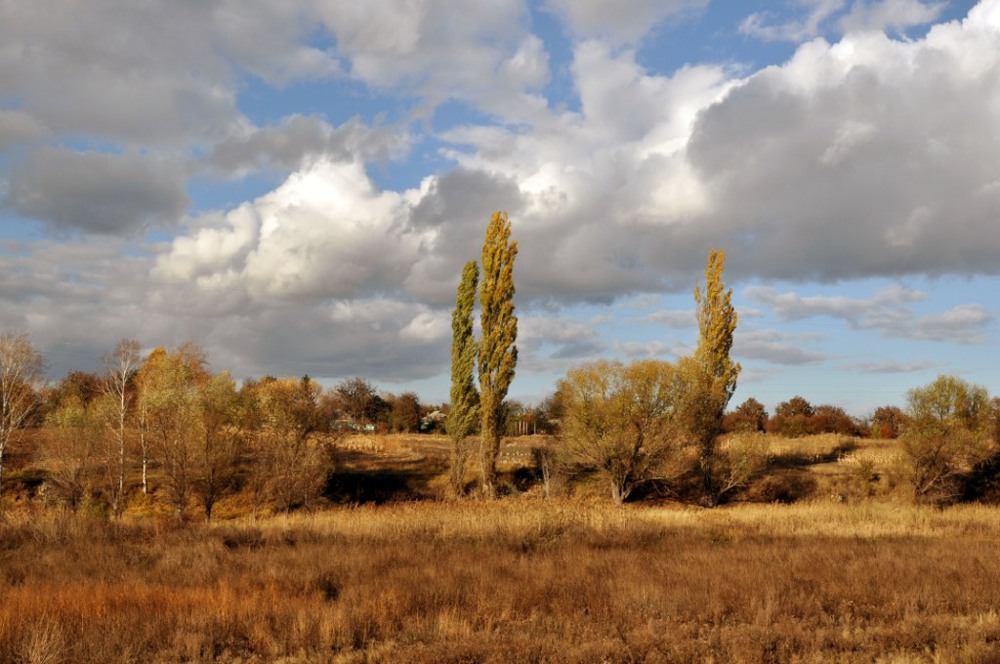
[1,0,997,412]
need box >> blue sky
[2,0,998,417]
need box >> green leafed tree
[478,211,518,498]
[688,249,741,505]
[447,259,479,496]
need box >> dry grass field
[2,433,1000,662]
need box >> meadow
[2,433,1000,663]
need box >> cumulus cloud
[316,0,549,122]
[0,0,342,146]
[6,149,188,234]
[688,9,1000,282]
[154,158,416,301]
[209,115,409,177]
[5,0,1000,389]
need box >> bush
[745,471,816,504]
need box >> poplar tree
[478,211,518,497]
[689,248,741,504]
[447,260,479,496]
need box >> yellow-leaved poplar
[478,211,518,498]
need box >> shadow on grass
[767,440,859,470]
[324,454,448,504]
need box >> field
[2,433,1000,662]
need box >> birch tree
[0,332,45,489]
[102,339,140,518]
[478,212,518,498]
[448,259,479,496]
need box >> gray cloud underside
[6,150,189,234]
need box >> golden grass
[3,500,1000,662]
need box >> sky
[2,0,999,417]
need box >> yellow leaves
[478,211,519,495]
[694,248,740,404]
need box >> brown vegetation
[2,501,1000,662]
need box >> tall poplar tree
[447,260,479,495]
[478,211,518,498]
[688,248,741,504]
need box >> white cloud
[840,0,945,34]
[901,304,995,343]
[846,359,935,373]
[154,158,418,301]
[747,285,994,344]
[4,0,1000,390]
[641,309,696,328]
[745,284,926,322]
[735,329,828,365]
[545,0,707,44]
[614,340,684,358]
[209,116,410,177]
[687,9,1000,281]
[740,0,943,42]
[315,0,549,122]
[740,0,846,42]
[519,316,606,366]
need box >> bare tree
[0,332,46,488]
[101,339,141,517]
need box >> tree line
[2,211,999,514]
[0,335,453,519]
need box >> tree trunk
[480,412,500,498]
